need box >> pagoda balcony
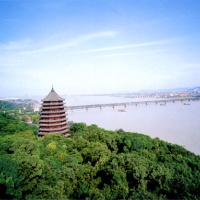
[39,121,67,127]
[40,110,66,114]
[41,105,66,109]
[39,118,68,123]
[39,129,69,135]
[42,102,65,106]
[39,125,68,132]
[40,113,67,118]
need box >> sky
[0,0,200,97]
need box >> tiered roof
[42,87,64,101]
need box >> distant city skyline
[1,0,200,96]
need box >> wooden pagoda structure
[38,87,69,137]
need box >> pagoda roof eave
[42,87,64,102]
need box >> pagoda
[38,87,69,137]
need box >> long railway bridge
[66,97,199,111]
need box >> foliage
[0,100,17,111]
[0,117,200,199]
[69,122,87,134]
[30,114,39,124]
[0,112,38,136]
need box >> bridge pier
[113,105,115,109]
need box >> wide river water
[63,95,200,155]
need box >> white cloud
[103,49,166,57]
[0,39,33,51]
[81,31,117,40]
[19,30,118,55]
[72,38,174,55]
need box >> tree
[69,122,87,134]
[21,115,27,122]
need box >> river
[64,95,200,155]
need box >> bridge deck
[66,97,199,111]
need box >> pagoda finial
[51,85,54,92]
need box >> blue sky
[0,0,200,97]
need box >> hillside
[0,113,200,199]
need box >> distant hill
[130,86,199,94]
[187,86,200,92]
[187,87,200,97]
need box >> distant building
[33,104,40,112]
[38,87,69,137]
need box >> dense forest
[0,112,200,199]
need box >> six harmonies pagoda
[38,87,70,137]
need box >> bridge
[66,97,199,111]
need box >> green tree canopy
[0,117,199,199]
